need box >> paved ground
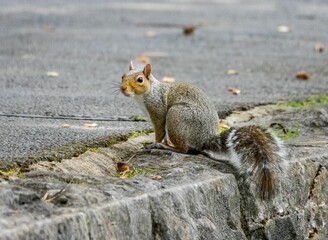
[1,0,328,168]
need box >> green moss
[84,147,98,153]
[277,95,328,108]
[273,125,300,140]
[218,123,230,133]
[218,126,227,133]
[107,138,121,147]
[17,172,25,178]
[0,167,17,177]
[129,115,146,121]
[114,168,157,179]
[0,167,25,178]
[128,131,146,138]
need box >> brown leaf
[314,43,324,53]
[152,175,162,180]
[260,218,269,225]
[183,25,196,35]
[229,87,241,95]
[61,124,71,128]
[117,162,130,173]
[296,71,310,80]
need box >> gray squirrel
[121,62,287,199]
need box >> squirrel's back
[165,83,219,152]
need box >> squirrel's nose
[121,85,127,91]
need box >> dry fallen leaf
[314,42,324,53]
[183,25,196,35]
[226,69,238,75]
[152,175,162,180]
[44,25,55,32]
[83,123,98,128]
[142,52,169,58]
[61,124,71,128]
[145,31,157,38]
[260,218,269,225]
[46,71,59,77]
[117,162,130,173]
[136,55,150,64]
[229,87,241,95]
[296,71,310,80]
[277,25,291,33]
[162,76,175,83]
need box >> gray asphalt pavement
[1,0,328,168]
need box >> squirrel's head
[121,62,152,97]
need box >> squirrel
[120,62,287,199]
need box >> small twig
[41,180,72,202]
[126,153,137,163]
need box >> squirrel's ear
[129,61,134,71]
[143,64,151,78]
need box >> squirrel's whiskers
[109,82,122,95]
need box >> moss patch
[0,167,18,177]
[129,115,146,121]
[84,147,98,153]
[114,168,157,179]
[279,127,299,140]
[218,123,230,133]
[277,95,328,108]
[271,124,300,140]
[0,167,24,179]
[128,131,146,138]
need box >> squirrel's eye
[137,77,143,83]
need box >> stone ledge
[1,104,327,239]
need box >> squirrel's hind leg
[165,106,200,154]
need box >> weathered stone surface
[0,105,327,239]
[1,159,245,239]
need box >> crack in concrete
[308,164,323,200]
[305,164,325,239]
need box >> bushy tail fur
[204,126,287,199]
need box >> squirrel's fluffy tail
[204,126,287,199]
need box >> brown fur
[232,126,279,199]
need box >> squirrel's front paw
[147,142,165,150]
